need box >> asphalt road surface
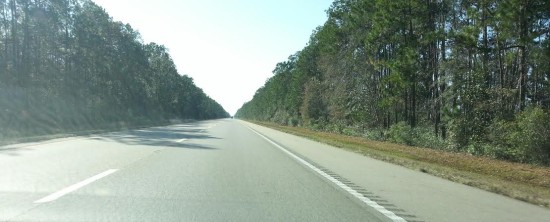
[1,119,550,221]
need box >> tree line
[236,0,550,165]
[0,0,228,138]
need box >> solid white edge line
[34,169,119,203]
[246,126,407,222]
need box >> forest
[0,0,228,138]
[236,0,550,165]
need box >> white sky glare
[91,0,333,115]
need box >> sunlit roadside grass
[251,120,550,208]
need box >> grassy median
[251,121,550,208]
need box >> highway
[1,119,550,221]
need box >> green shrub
[387,121,414,145]
[325,121,347,134]
[271,110,290,126]
[465,142,493,156]
[488,107,550,164]
[364,128,386,141]
[287,117,300,127]
[514,107,550,164]
[410,127,451,150]
[487,120,520,160]
[341,127,359,137]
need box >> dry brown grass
[252,121,550,208]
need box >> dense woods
[237,0,550,165]
[0,0,228,138]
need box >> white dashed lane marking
[34,169,119,203]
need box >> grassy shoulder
[250,120,550,208]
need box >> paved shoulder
[241,120,550,222]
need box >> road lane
[0,127,170,219]
[5,119,549,221]
[1,120,383,221]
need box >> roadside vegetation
[236,0,550,165]
[252,120,550,208]
[0,1,228,140]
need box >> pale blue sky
[92,0,333,115]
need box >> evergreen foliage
[0,0,228,138]
[236,0,550,164]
